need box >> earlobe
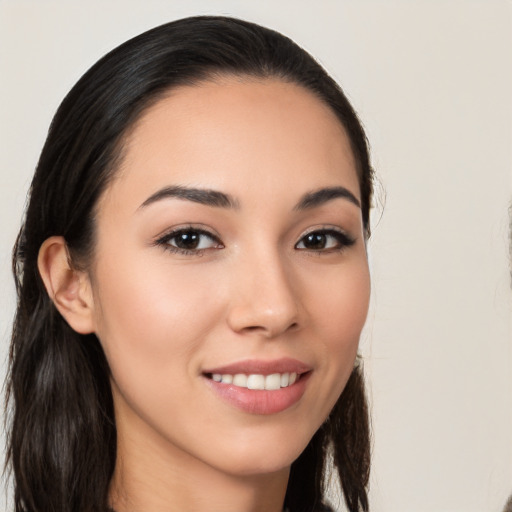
[37,236,95,334]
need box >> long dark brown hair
[6,16,373,512]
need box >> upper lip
[202,357,311,376]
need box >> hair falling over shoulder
[5,15,373,512]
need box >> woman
[6,15,373,512]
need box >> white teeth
[211,371,302,390]
[265,373,281,390]
[247,374,265,390]
[232,374,247,387]
[221,374,233,384]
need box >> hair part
[6,15,373,512]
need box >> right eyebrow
[138,185,240,210]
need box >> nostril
[242,321,298,335]
[239,325,266,334]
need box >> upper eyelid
[155,224,221,242]
[154,228,223,256]
[153,224,355,247]
[297,225,353,239]
[295,227,356,248]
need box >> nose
[226,249,300,339]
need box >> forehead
[104,77,360,209]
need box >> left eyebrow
[294,186,361,210]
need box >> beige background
[0,1,511,511]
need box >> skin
[40,77,370,512]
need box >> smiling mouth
[204,372,303,390]
[202,360,312,414]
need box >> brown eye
[302,233,328,250]
[295,229,355,252]
[157,228,222,254]
[174,231,202,250]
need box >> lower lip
[204,372,311,415]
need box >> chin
[207,424,317,478]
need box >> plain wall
[0,1,511,511]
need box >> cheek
[90,253,227,439]
[330,270,369,353]
[306,257,370,400]
[91,249,223,377]
[309,256,370,346]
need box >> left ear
[37,236,96,334]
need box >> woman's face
[89,78,370,477]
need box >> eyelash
[154,226,223,256]
[154,226,355,256]
[295,228,356,254]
